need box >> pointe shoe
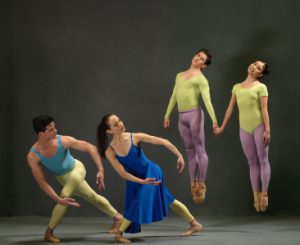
[108,217,123,234]
[115,231,131,244]
[44,234,61,243]
[191,182,197,198]
[260,192,268,212]
[193,182,206,205]
[181,223,203,237]
[107,226,115,234]
[253,191,262,212]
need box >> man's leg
[189,109,208,203]
[45,160,86,242]
[178,112,199,203]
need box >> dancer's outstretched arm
[105,148,162,185]
[27,153,80,207]
[216,94,237,136]
[62,135,105,191]
[133,133,185,173]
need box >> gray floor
[0,215,300,245]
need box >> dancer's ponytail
[97,114,113,159]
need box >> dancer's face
[247,61,265,78]
[39,122,57,140]
[191,51,208,69]
[107,115,126,134]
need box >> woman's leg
[239,129,262,212]
[169,200,202,236]
[254,124,271,211]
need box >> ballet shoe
[260,192,268,212]
[181,223,203,237]
[108,217,123,234]
[193,182,206,204]
[107,226,115,234]
[191,182,198,198]
[115,231,131,244]
[44,234,61,243]
[253,191,262,212]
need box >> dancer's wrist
[177,154,183,159]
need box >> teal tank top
[30,135,75,176]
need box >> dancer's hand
[58,197,80,208]
[214,127,224,137]
[143,178,162,186]
[177,156,185,173]
[263,129,271,145]
[96,170,105,191]
[163,119,170,129]
[212,123,218,133]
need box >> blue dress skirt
[111,133,175,233]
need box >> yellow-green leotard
[232,82,268,134]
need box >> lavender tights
[178,108,208,182]
[239,124,271,192]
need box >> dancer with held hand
[163,49,218,204]
[215,60,271,212]
[98,114,202,243]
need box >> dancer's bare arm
[62,136,105,190]
[27,152,80,207]
[133,133,185,173]
[260,96,271,145]
[105,148,161,185]
[215,94,237,136]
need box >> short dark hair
[32,115,54,134]
[195,48,212,66]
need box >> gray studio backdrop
[1,0,300,217]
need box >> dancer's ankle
[115,230,131,244]
[189,218,201,227]
[44,227,61,243]
[114,213,123,222]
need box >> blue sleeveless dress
[111,133,175,233]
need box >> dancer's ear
[106,129,112,134]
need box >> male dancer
[163,49,218,204]
[27,115,123,243]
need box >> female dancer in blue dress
[97,114,202,243]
